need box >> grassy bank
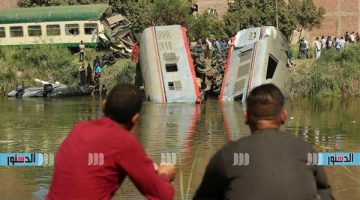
[0,45,135,95]
[288,44,360,97]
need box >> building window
[46,25,60,36]
[65,24,79,35]
[10,26,24,37]
[0,27,5,38]
[84,23,98,35]
[28,25,42,36]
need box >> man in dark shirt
[193,84,334,200]
[47,84,176,200]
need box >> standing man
[79,63,86,86]
[79,40,85,62]
[47,84,176,200]
[299,38,307,59]
[86,63,93,85]
[193,84,334,200]
[314,37,322,60]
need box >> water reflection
[0,97,359,199]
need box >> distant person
[326,36,333,49]
[79,40,85,62]
[93,56,101,68]
[321,35,327,50]
[46,84,176,200]
[344,31,350,43]
[299,38,307,59]
[339,37,346,49]
[193,84,334,200]
[314,37,321,60]
[86,63,92,85]
[335,37,341,52]
[79,63,86,85]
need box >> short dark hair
[246,84,284,122]
[104,84,143,124]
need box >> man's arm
[193,150,228,200]
[315,165,335,200]
[117,137,175,200]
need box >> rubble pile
[190,44,228,98]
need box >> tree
[223,0,324,41]
[151,0,191,26]
[290,0,325,40]
[187,13,227,41]
[113,0,153,33]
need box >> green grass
[288,44,360,97]
[0,45,135,95]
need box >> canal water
[0,97,359,200]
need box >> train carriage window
[10,26,23,37]
[46,25,60,36]
[0,27,5,38]
[28,25,42,36]
[65,24,79,35]
[266,55,278,79]
[84,23,98,35]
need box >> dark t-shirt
[193,129,334,200]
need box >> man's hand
[158,164,176,182]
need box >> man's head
[102,84,143,130]
[244,84,287,132]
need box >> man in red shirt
[46,84,176,200]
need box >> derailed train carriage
[0,4,136,57]
[139,25,201,103]
[219,26,289,102]
[139,25,289,103]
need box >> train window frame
[266,54,278,79]
[46,25,61,36]
[65,24,79,36]
[0,27,5,38]
[84,23,98,35]
[10,26,24,37]
[28,25,42,37]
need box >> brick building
[312,0,360,37]
[0,0,18,9]
[192,0,233,16]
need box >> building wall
[0,0,18,9]
[192,0,230,16]
[312,0,360,37]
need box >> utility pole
[275,0,279,29]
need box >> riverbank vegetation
[0,45,135,95]
[288,44,360,97]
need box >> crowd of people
[298,31,359,60]
[78,41,115,94]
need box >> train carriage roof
[0,4,110,24]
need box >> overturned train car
[219,26,289,102]
[139,25,201,103]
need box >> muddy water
[0,97,359,199]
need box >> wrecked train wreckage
[0,4,137,59]
[139,25,289,103]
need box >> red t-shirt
[46,117,174,200]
